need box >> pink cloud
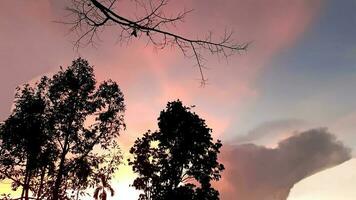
[0,0,323,153]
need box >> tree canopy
[0,58,125,200]
[0,81,55,200]
[0,60,226,200]
[129,100,224,200]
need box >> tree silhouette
[90,143,121,200]
[0,58,125,200]
[0,80,56,200]
[129,100,224,200]
[93,174,114,200]
[65,0,248,84]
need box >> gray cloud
[217,128,351,200]
[235,119,310,144]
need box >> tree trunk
[25,176,30,200]
[52,135,69,200]
[24,170,31,200]
[36,167,46,200]
[21,160,30,200]
[52,151,66,200]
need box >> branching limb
[65,0,248,84]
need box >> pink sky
[0,0,323,150]
[4,1,354,200]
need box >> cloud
[235,119,310,146]
[329,111,356,154]
[0,0,323,137]
[217,128,351,200]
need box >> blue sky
[240,0,356,129]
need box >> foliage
[0,78,56,200]
[93,174,115,200]
[0,58,125,200]
[129,100,224,200]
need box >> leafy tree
[0,58,126,200]
[129,100,224,200]
[0,79,57,200]
[65,0,248,84]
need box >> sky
[0,0,356,199]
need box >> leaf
[94,186,102,199]
[107,185,115,196]
[100,190,107,200]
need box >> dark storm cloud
[217,128,351,200]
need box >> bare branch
[64,0,248,83]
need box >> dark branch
[65,0,248,84]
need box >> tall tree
[0,80,56,200]
[65,0,248,84]
[0,58,126,200]
[129,100,224,200]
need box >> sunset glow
[1,0,356,200]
